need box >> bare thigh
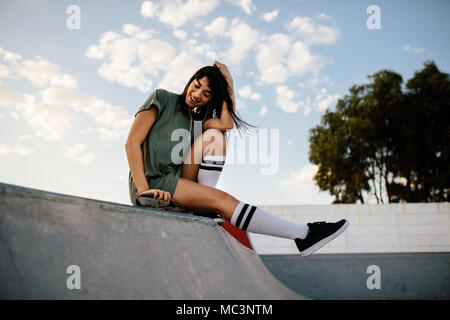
[172,177,239,221]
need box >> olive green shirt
[128,89,204,206]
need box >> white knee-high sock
[197,155,225,188]
[230,201,309,240]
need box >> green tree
[309,61,449,203]
[396,61,450,201]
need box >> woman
[125,61,349,256]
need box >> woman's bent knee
[211,188,237,207]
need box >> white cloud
[41,87,83,110]
[18,134,33,140]
[38,87,132,141]
[143,0,219,29]
[280,164,322,197]
[122,23,142,36]
[301,97,312,115]
[204,17,228,38]
[0,144,12,154]
[255,33,290,83]
[0,144,32,156]
[62,143,94,165]
[0,50,77,141]
[261,9,279,22]
[238,86,251,97]
[140,1,159,19]
[225,19,262,66]
[14,56,78,89]
[0,47,21,62]
[287,16,339,46]
[0,82,15,106]
[238,85,261,100]
[317,13,331,20]
[83,97,133,142]
[86,28,177,92]
[39,88,132,142]
[0,144,11,154]
[234,97,246,111]
[87,25,216,93]
[402,44,411,51]
[1,47,132,143]
[287,41,325,76]
[85,31,122,60]
[186,39,217,60]
[275,85,301,113]
[402,44,424,54]
[158,51,204,93]
[173,29,188,40]
[315,88,339,111]
[0,64,10,78]
[250,92,262,100]
[14,145,33,155]
[256,33,325,84]
[259,105,267,116]
[227,0,255,14]
[402,44,414,51]
[13,93,72,141]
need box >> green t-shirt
[128,89,205,206]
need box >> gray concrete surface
[261,253,450,299]
[0,182,301,300]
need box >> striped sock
[230,202,309,240]
[197,155,225,188]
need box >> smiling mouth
[189,93,199,105]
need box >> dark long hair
[178,66,254,133]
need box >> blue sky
[0,0,449,206]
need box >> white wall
[249,202,450,254]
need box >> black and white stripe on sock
[199,158,224,172]
[233,203,257,231]
[197,155,225,188]
[230,201,310,239]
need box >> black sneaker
[294,219,349,256]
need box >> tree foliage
[309,61,449,203]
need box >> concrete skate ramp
[0,182,301,299]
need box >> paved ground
[261,253,450,299]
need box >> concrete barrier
[261,253,450,299]
[0,182,301,300]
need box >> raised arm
[203,61,236,132]
[213,60,236,113]
[202,100,234,132]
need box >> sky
[0,0,449,206]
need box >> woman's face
[185,76,213,108]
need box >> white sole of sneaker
[300,220,350,256]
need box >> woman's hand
[138,189,171,203]
[213,60,234,87]
[213,60,236,113]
